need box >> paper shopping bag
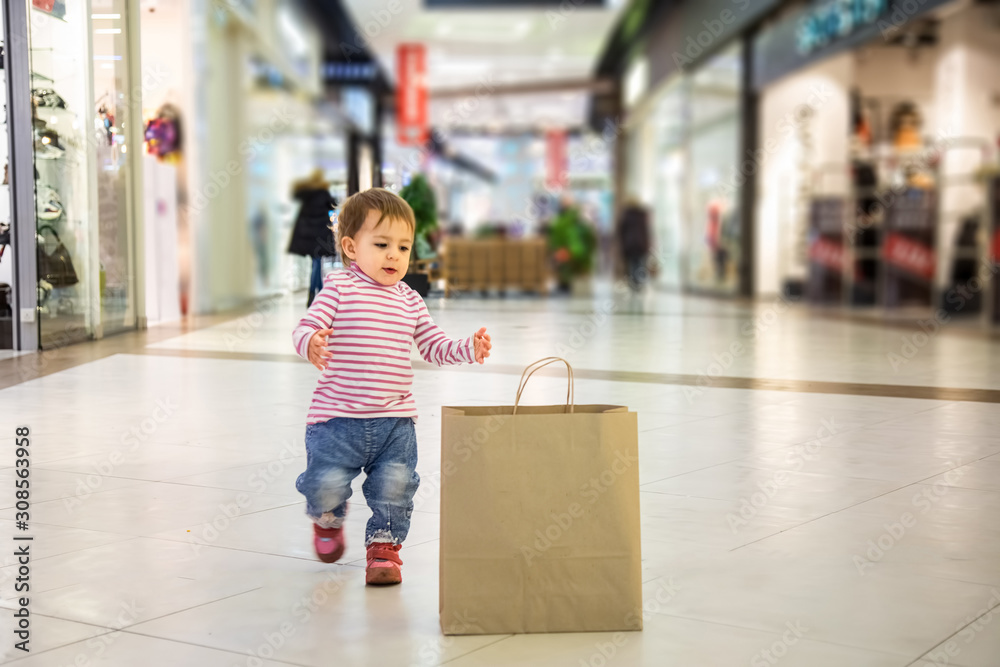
[440,358,642,635]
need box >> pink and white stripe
[293,262,474,424]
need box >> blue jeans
[296,417,419,546]
[307,257,323,307]
[624,256,646,291]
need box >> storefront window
[28,0,136,346]
[0,5,11,349]
[92,0,136,335]
[686,47,742,293]
[633,45,743,295]
[30,0,93,347]
[652,80,687,289]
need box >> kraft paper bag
[440,358,642,635]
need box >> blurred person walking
[618,199,651,292]
[288,169,338,307]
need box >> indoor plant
[399,174,438,296]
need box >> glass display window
[91,0,136,335]
[28,0,137,346]
[0,5,11,349]
[29,0,94,346]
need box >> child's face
[341,209,413,286]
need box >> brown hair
[336,188,415,254]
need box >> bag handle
[37,224,60,242]
[513,357,575,415]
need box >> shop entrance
[755,1,1000,325]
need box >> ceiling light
[96,28,122,34]
[91,13,120,18]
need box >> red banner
[808,237,845,272]
[396,44,428,146]
[545,129,567,190]
[991,228,1000,262]
[883,233,936,280]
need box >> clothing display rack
[801,137,997,324]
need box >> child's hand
[473,327,491,364]
[308,328,334,370]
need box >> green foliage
[548,205,596,283]
[399,174,438,238]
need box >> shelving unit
[881,186,936,309]
[801,138,999,327]
[806,195,846,304]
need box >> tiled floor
[1,285,999,666]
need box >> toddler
[292,188,491,585]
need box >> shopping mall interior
[1,0,999,665]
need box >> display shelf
[804,191,848,304]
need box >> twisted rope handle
[513,357,575,415]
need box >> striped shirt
[293,262,474,424]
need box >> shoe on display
[36,186,63,221]
[365,542,402,585]
[32,88,67,110]
[35,129,66,160]
[37,279,52,309]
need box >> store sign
[809,237,845,272]
[324,62,379,83]
[396,44,428,146]
[545,130,567,190]
[755,0,950,89]
[883,232,935,280]
[796,0,886,54]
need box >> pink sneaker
[313,524,345,563]
[365,543,402,585]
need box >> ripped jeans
[296,417,419,546]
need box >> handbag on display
[0,284,11,316]
[37,225,78,288]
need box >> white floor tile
[1,289,998,664]
[4,631,300,666]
